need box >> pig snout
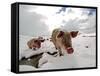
[66,47,74,54]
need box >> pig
[51,28,78,56]
[27,37,45,50]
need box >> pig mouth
[66,47,74,54]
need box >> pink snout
[66,47,74,54]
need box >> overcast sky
[19,5,96,36]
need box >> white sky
[27,6,63,32]
[27,6,84,31]
[19,5,96,36]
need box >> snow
[19,65,36,71]
[19,33,96,71]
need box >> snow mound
[19,65,36,71]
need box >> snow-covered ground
[19,33,96,71]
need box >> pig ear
[70,31,79,38]
[57,31,64,38]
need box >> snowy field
[19,33,96,71]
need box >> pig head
[51,28,78,56]
[27,37,45,50]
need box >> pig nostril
[67,47,73,50]
[66,47,74,54]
